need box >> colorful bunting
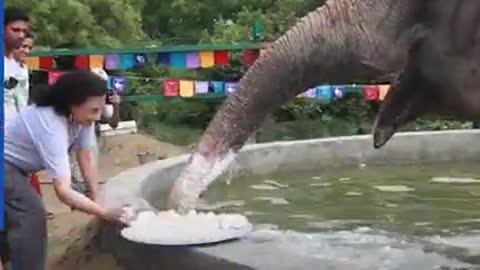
[26,47,261,71]
[316,85,333,101]
[39,57,54,69]
[89,55,104,69]
[105,54,120,70]
[163,79,180,97]
[179,80,195,97]
[378,84,391,101]
[156,53,170,65]
[364,85,379,101]
[25,57,40,69]
[199,51,215,68]
[243,49,259,67]
[214,51,229,65]
[186,52,200,68]
[120,54,135,69]
[304,88,317,98]
[194,81,209,94]
[333,85,345,99]
[134,53,148,66]
[170,53,186,68]
[210,81,225,94]
[74,55,90,69]
[48,71,64,85]
[225,82,239,94]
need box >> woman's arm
[76,148,100,201]
[52,175,107,217]
[28,109,128,222]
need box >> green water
[203,161,480,236]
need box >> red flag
[74,55,90,69]
[163,79,180,97]
[214,50,230,65]
[48,71,64,85]
[364,85,379,101]
[39,56,54,69]
[243,49,259,67]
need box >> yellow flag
[89,55,105,68]
[179,80,195,97]
[199,51,215,68]
[378,84,391,101]
[25,57,40,69]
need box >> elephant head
[373,0,480,148]
[168,0,423,212]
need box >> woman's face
[14,37,33,63]
[70,95,106,127]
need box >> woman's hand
[54,176,133,224]
[101,206,135,224]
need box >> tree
[5,0,146,48]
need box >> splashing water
[168,150,237,214]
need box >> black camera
[105,90,114,104]
[4,77,19,90]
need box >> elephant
[373,0,480,148]
[167,0,479,212]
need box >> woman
[1,70,131,270]
[70,68,121,198]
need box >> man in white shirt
[1,7,31,269]
[3,7,30,127]
[12,33,33,109]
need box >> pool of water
[203,162,480,235]
[198,162,480,268]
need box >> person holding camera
[3,7,30,127]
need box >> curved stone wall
[98,130,480,270]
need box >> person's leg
[3,162,47,270]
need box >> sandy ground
[35,133,188,270]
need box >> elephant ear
[372,65,434,149]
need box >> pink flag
[48,71,64,85]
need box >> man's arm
[106,92,121,129]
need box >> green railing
[29,42,268,57]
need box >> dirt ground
[37,133,188,270]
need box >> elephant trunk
[168,0,418,212]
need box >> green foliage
[6,0,145,48]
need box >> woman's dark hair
[33,69,108,117]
